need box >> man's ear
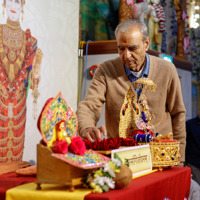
[145,37,151,51]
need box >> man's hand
[80,125,107,141]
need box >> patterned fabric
[0,24,37,163]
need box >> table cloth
[0,167,191,200]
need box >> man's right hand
[80,125,107,141]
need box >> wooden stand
[36,143,92,191]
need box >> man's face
[116,26,150,72]
[6,0,22,22]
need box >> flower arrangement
[83,154,132,193]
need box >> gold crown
[3,0,25,6]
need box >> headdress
[3,0,25,5]
[2,0,26,20]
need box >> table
[85,167,191,200]
[0,167,191,200]
[0,172,36,200]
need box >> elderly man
[77,19,186,163]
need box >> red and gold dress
[0,20,38,162]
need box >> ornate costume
[119,78,156,138]
[0,19,40,162]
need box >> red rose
[51,140,68,154]
[69,137,86,155]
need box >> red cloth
[85,167,191,200]
[0,172,36,200]
[0,167,191,200]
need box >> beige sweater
[77,55,186,161]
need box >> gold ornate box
[150,140,180,170]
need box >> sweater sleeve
[166,65,186,162]
[76,64,107,135]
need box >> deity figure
[147,0,166,52]
[0,0,42,162]
[132,0,149,25]
[48,120,72,147]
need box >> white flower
[93,175,115,189]
[103,177,115,189]
[112,158,122,167]
[104,162,116,177]
[93,175,105,186]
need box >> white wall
[0,0,79,163]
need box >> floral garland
[0,29,33,91]
[83,137,138,151]
[83,154,122,193]
[153,3,166,32]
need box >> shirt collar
[124,53,150,78]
